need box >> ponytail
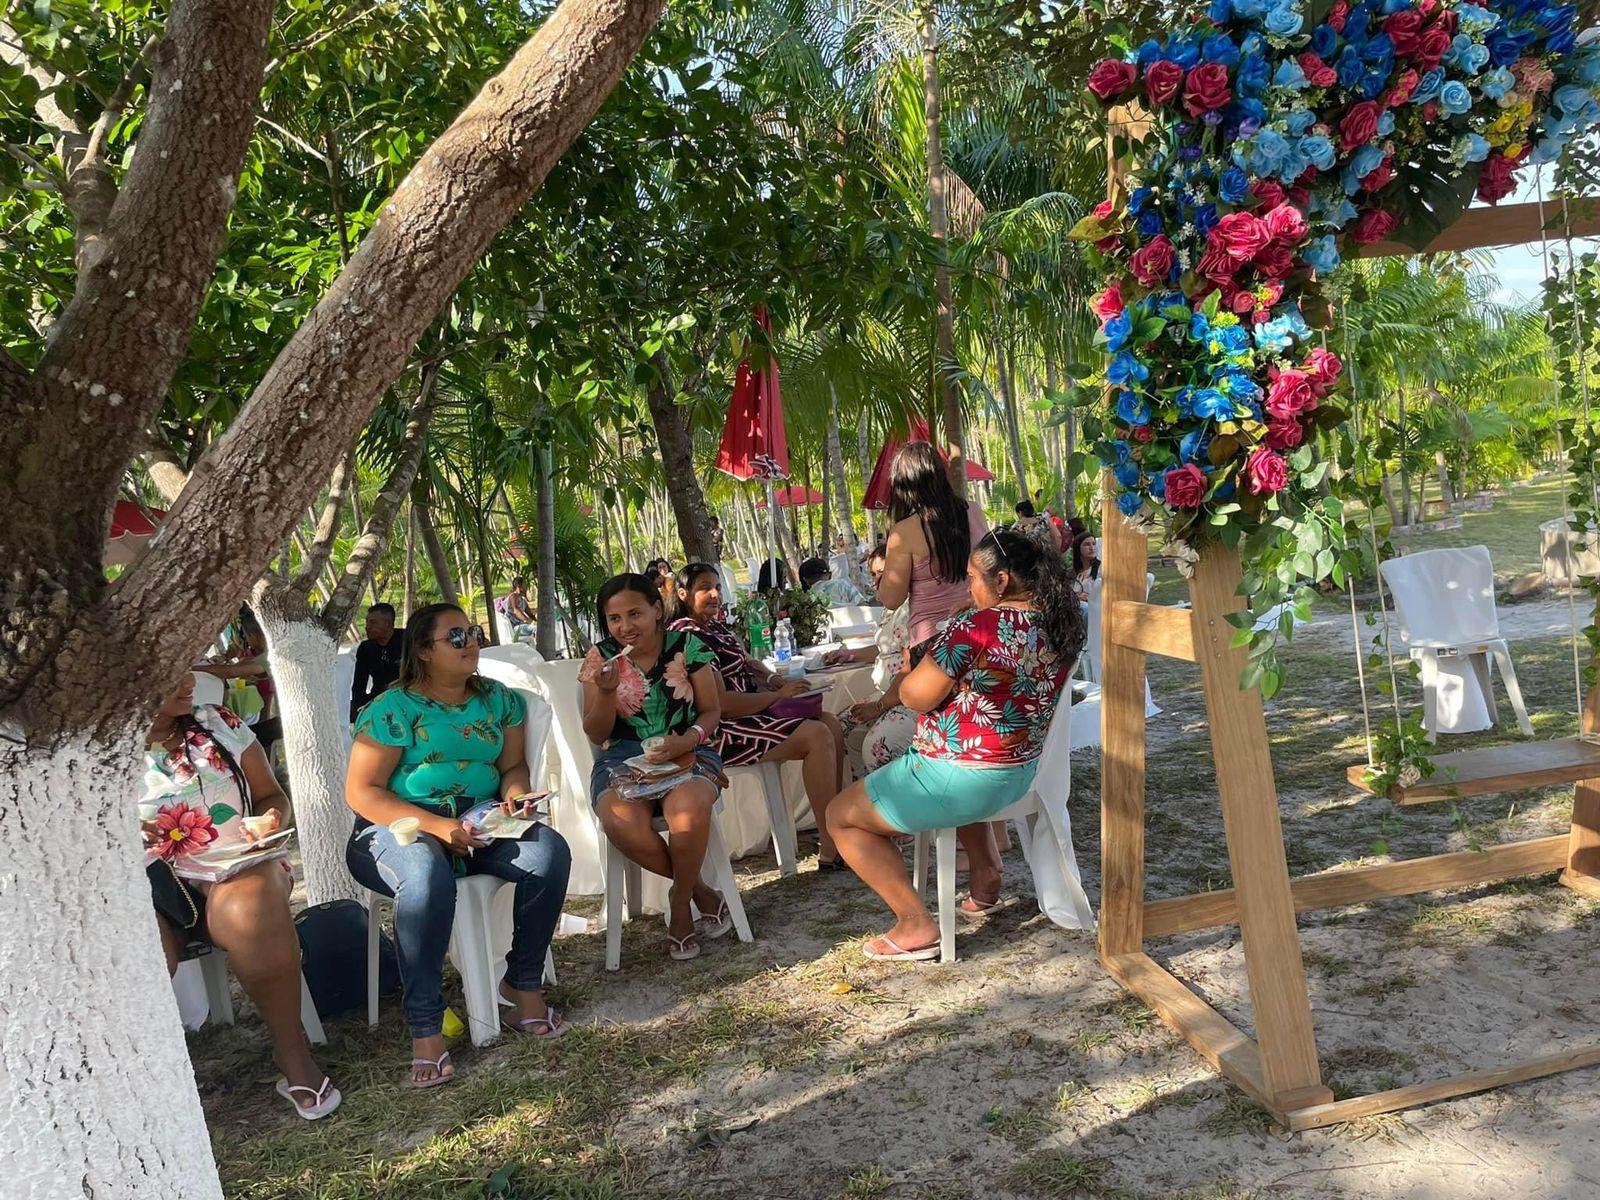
[971,529,1085,665]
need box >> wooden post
[1097,474,1150,957]
[1188,546,1331,1109]
[1562,682,1600,898]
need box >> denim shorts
[589,739,725,811]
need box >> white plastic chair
[1379,545,1533,741]
[1081,574,1160,718]
[909,692,1093,962]
[195,949,326,1045]
[364,687,559,1048]
[828,604,884,640]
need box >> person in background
[708,516,726,562]
[1013,500,1060,556]
[671,564,850,870]
[350,602,406,722]
[826,529,1085,960]
[1036,492,1070,553]
[649,559,676,607]
[800,556,868,606]
[583,574,732,960]
[504,577,536,642]
[826,545,915,771]
[141,673,340,1119]
[875,440,989,662]
[197,608,279,759]
[1073,531,1102,590]
[345,603,572,1087]
[756,557,791,592]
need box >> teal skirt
[865,753,1038,834]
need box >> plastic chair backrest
[191,670,224,708]
[1378,545,1499,645]
[511,687,553,783]
[476,644,545,696]
[828,604,884,629]
[526,659,594,801]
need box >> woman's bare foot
[410,1033,454,1086]
[666,886,697,940]
[274,1039,329,1110]
[498,980,550,1025]
[868,914,938,956]
[966,863,1002,910]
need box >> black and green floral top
[354,677,525,818]
[594,629,716,745]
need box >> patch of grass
[843,1165,893,1199]
[1054,1080,1093,1112]
[1003,1151,1111,1198]
[1411,902,1494,937]
[983,1104,1054,1147]
[1300,950,1353,978]
[1348,970,1418,1001]
[1331,1111,1411,1143]
[1074,1028,1117,1053]
[1201,1095,1275,1138]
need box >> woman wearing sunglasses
[345,603,572,1088]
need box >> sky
[1480,163,1598,307]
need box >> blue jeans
[347,820,571,1038]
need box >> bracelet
[691,723,707,746]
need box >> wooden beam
[1108,600,1196,662]
[1098,474,1153,957]
[1564,682,1600,891]
[1346,736,1600,804]
[1143,836,1570,938]
[1284,1044,1600,1132]
[1353,200,1600,259]
[1189,547,1331,1108]
[1102,952,1274,1111]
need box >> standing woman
[583,574,731,961]
[826,530,1085,960]
[1073,531,1101,589]
[670,563,850,870]
[346,603,572,1088]
[875,440,990,661]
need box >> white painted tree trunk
[0,735,224,1199]
[259,616,362,906]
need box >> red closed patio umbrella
[716,307,789,579]
[106,500,166,567]
[755,485,823,508]
[861,419,994,510]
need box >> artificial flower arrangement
[1076,0,1600,696]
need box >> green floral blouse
[354,678,525,818]
[594,629,716,744]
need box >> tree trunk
[801,454,817,550]
[1435,451,1454,506]
[644,352,717,562]
[475,511,499,640]
[1380,470,1401,527]
[598,493,615,574]
[826,380,859,577]
[1395,388,1414,526]
[403,500,417,623]
[994,320,1028,499]
[920,3,964,495]
[858,409,876,543]
[414,494,458,605]
[617,499,635,570]
[1,731,226,1200]
[250,582,361,906]
[535,443,559,659]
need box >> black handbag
[295,898,399,1018]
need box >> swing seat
[1348,735,1600,805]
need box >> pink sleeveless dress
[907,502,990,647]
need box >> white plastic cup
[241,814,276,840]
[389,816,421,846]
[642,735,667,755]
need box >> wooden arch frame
[1097,109,1600,1131]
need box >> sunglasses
[434,624,487,650]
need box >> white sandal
[696,895,734,940]
[275,1075,342,1119]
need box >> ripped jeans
[346,820,571,1038]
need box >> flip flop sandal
[275,1075,342,1120]
[668,932,701,961]
[815,855,853,874]
[498,987,570,1039]
[408,1050,455,1090]
[958,895,1004,920]
[861,934,940,962]
[696,896,735,939]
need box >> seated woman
[669,563,849,871]
[583,574,730,960]
[141,673,339,1119]
[826,530,1085,960]
[346,603,572,1089]
[826,545,916,772]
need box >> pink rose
[1351,207,1398,244]
[1088,59,1137,101]
[1249,179,1286,210]
[1383,10,1423,54]
[1262,202,1309,246]
[1255,244,1295,281]
[1417,24,1452,68]
[1164,463,1208,509]
[1266,368,1318,420]
[1183,63,1232,118]
[1339,101,1381,153]
[1304,347,1343,387]
[1360,154,1395,193]
[1196,244,1237,285]
[1385,68,1419,109]
[1299,52,1338,88]
[1228,286,1257,314]
[1477,154,1518,204]
[1145,59,1186,107]
[1093,199,1114,219]
[1266,419,1306,451]
[1329,0,1349,31]
[1213,211,1270,262]
[1245,447,1289,495]
[1132,424,1154,442]
[1093,282,1125,320]
[1129,235,1176,287]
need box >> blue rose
[1412,67,1444,103]
[1179,428,1211,463]
[1456,2,1498,32]
[1117,491,1145,517]
[1103,310,1134,351]
[1136,38,1165,66]
[1487,30,1520,66]
[1460,132,1491,163]
[1285,108,1316,136]
[1191,388,1234,420]
[1329,198,1359,228]
[1480,67,1514,100]
[1337,45,1364,86]
[1440,80,1473,115]
[1238,53,1271,97]
[1301,133,1336,170]
[1310,23,1337,57]
[1557,84,1594,114]
[1193,202,1219,236]
[1538,5,1575,35]
[1167,33,1201,68]
[1217,325,1252,355]
[1190,312,1211,342]
[1208,0,1234,23]
[1221,369,1263,403]
[1116,390,1152,426]
[1530,136,1566,164]
[1215,481,1237,502]
[1274,59,1309,90]
[1549,28,1576,55]
[1265,2,1303,38]
[1462,41,1490,72]
[1137,209,1164,237]
[1107,352,1150,386]
[1377,109,1395,136]
[1233,0,1265,16]
[1203,33,1240,67]
[1110,438,1132,464]
[1351,143,1385,178]
[1114,459,1142,489]
[1303,233,1340,273]
[1148,472,1167,501]
[1249,128,1291,177]
[1220,165,1250,203]
[1128,186,1153,215]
